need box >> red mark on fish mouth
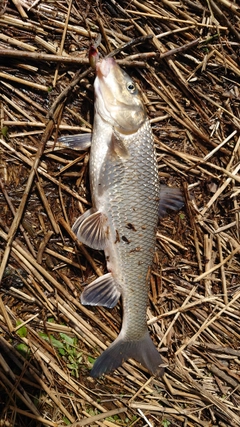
[89,45,99,69]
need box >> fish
[57,54,184,377]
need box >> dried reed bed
[0,0,239,426]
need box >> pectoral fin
[49,133,92,151]
[72,209,108,250]
[110,133,129,159]
[81,273,121,308]
[159,185,184,217]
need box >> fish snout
[96,57,116,78]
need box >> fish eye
[127,81,136,94]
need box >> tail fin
[91,331,164,378]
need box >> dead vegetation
[0,0,240,426]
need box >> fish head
[94,57,147,134]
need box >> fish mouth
[94,57,118,123]
[96,57,115,78]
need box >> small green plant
[16,320,28,338]
[162,419,171,427]
[15,342,30,357]
[86,408,100,416]
[106,414,121,423]
[87,355,96,365]
[62,416,71,425]
[39,331,83,378]
[125,416,138,425]
[1,126,9,138]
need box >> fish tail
[90,331,164,378]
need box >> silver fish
[57,56,183,377]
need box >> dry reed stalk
[0,0,239,426]
[0,72,50,91]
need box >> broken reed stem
[52,0,72,87]
[0,139,90,204]
[193,245,240,282]
[70,407,126,426]
[160,286,198,347]
[8,407,58,427]
[0,178,36,257]
[35,180,60,234]
[0,106,62,293]
[175,289,240,355]
[0,1,239,425]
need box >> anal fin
[81,273,121,308]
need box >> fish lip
[94,74,111,123]
[94,58,115,120]
[94,74,103,102]
[96,57,115,78]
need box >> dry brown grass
[0,0,240,426]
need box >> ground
[0,0,240,426]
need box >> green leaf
[60,333,76,346]
[162,419,171,427]
[16,343,29,356]
[39,332,48,339]
[16,320,27,338]
[62,416,71,425]
[49,335,65,349]
[1,126,8,138]
[67,363,76,370]
[39,332,64,349]
[106,415,121,422]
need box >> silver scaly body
[57,56,183,377]
[91,115,159,342]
